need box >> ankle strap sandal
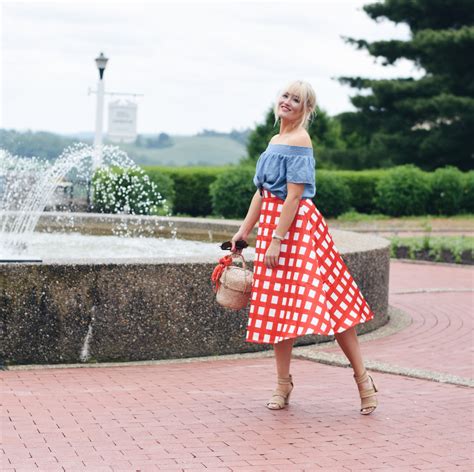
[266,374,294,410]
[354,370,378,415]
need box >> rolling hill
[116,135,247,167]
[0,129,249,167]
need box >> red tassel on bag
[211,255,234,292]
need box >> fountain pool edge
[0,215,391,365]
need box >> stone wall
[0,237,390,365]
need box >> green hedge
[427,166,465,216]
[209,168,353,219]
[313,171,352,217]
[461,170,474,213]
[143,166,230,216]
[329,169,385,214]
[139,164,473,219]
[209,167,256,219]
[374,164,432,216]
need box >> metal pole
[90,52,108,212]
[93,77,105,171]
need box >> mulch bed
[394,247,473,265]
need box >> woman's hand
[230,229,249,253]
[264,239,281,269]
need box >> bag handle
[230,252,247,270]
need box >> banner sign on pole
[107,99,137,143]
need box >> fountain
[1,144,178,260]
[0,145,391,366]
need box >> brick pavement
[1,260,473,471]
[2,359,473,472]
[313,261,474,379]
[388,260,473,292]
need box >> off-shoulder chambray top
[253,143,316,200]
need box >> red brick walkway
[1,260,473,472]
[318,261,474,378]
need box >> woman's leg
[273,337,295,378]
[266,337,295,408]
[334,326,376,413]
[334,326,365,376]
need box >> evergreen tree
[338,0,474,171]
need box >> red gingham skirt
[246,189,375,344]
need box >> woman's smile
[278,92,304,121]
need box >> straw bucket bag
[211,253,253,310]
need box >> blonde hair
[273,80,317,129]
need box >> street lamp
[87,52,142,211]
[93,52,108,171]
[95,52,108,79]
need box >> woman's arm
[264,182,304,268]
[231,189,262,252]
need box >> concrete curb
[390,258,474,269]
[293,352,474,388]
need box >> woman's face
[277,90,304,122]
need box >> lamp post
[87,52,142,211]
[93,52,108,171]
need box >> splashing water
[0,143,175,258]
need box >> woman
[230,80,379,414]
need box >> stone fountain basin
[0,212,391,365]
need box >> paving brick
[2,260,473,471]
[320,260,474,379]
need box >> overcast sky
[1,0,423,135]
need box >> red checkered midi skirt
[246,189,375,344]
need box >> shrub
[144,169,176,210]
[427,166,464,215]
[92,166,171,216]
[461,170,474,213]
[374,164,431,216]
[335,170,385,214]
[313,171,352,217]
[143,166,228,216]
[209,167,256,218]
[140,164,470,219]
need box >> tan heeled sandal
[354,370,378,415]
[266,374,294,410]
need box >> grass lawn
[328,211,474,232]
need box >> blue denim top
[253,143,316,200]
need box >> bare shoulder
[287,130,312,148]
[270,130,313,148]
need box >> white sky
[0,0,423,135]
